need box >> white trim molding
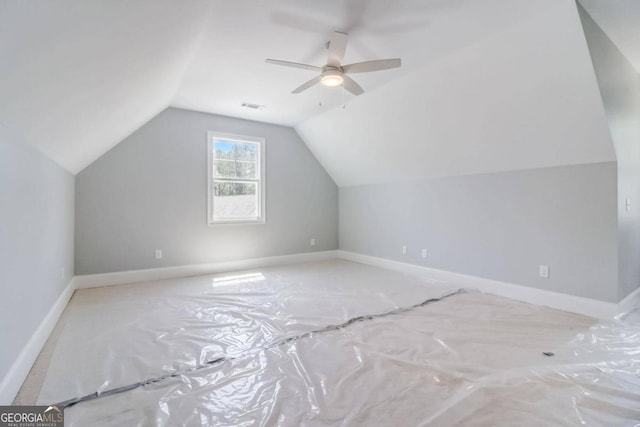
[0,278,76,405]
[337,251,618,319]
[207,131,266,225]
[75,250,340,289]
[0,251,338,404]
[617,286,640,318]
[2,249,633,405]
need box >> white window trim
[207,131,266,225]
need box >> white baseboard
[0,278,76,405]
[337,251,618,319]
[0,249,627,405]
[0,250,338,404]
[617,285,640,318]
[74,250,340,289]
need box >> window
[207,132,265,224]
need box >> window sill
[208,219,266,226]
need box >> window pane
[214,181,258,220]
[233,143,257,162]
[214,141,236,160]
[213,140,258,179]
[213,159,236,178]
[235,161,256,179]
[214,140,257,161]
[214,159,257,179]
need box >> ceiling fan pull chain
[342,84,346,109]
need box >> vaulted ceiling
[0,0,211,173]
[0,0,631,176]
[297,0,617,186]
[579,0,640,73]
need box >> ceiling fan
[265,31,401,96]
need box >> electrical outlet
[539,265,549,279]
[626,197,631,212]
[155,249,163,260]
[402,245,407,255]
[310,238,316,247]
[421,249,427,259]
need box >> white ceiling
[0,0,574,173]
[172,0,558,127]
[297,0,616,187]
[579,0,640,73]
[0,0,212,173]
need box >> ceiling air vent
[241,102,267,110]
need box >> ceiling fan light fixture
[266,31,401,96]
[320,70,344,87]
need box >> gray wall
[75,108,338,275]
[0,124,75,380]
[340,163,619,302]
[579,5,640,301]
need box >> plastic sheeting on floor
[39,260,640,426]
[38,260,458,404]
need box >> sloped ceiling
[0,0,212,173]
[579,0,640,73]
[0,0,616,177]
[172,0,558,126]
[296,0,616,186]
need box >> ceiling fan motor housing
[320,68,344,87]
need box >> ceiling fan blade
[327,31,348,67]
[342,58,402,74]
[292,76,322,94]
[342,75,364,96]
[265,59,322,72]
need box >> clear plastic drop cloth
[40,260,640,426]
[62,291,640,426]
[38,260,457,404]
